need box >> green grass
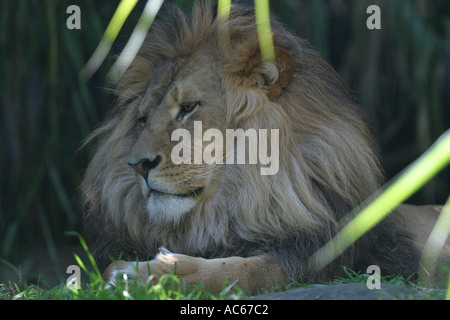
[0,263,247,300]
[1,261,447,300]
[0,232,248,300]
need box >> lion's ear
[235,46,295,101]
[266,48,295,101]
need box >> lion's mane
[82,1,419,282]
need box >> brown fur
[81,1,440,294]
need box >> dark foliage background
[1,0,449,284]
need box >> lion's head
[82,2,383,271]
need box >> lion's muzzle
[128,155,162,180]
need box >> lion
[81,1,448,295]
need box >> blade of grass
[420,196,450,285]
[107,0,164,82]
[0,258,20,274]
[255,0,275,62]
[65,231,102,279]
[2,156,46,257]
[311,130,450,270]
[81,0,138,80]
[36,203,59,264]
[74,254,88,274]
[47,163,76,225]
[217,0,231,21]
[447,278,450,300]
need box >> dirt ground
[254,283,447,300]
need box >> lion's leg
[104,248,286,295]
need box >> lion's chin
[144,191,198,226]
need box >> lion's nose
[128,155,162,179]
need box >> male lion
[82,2,446,294]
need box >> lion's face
[126,50,227,225]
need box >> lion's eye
[177,102,200,120]
[138,116,147,126]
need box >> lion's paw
[103,247,203,288]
